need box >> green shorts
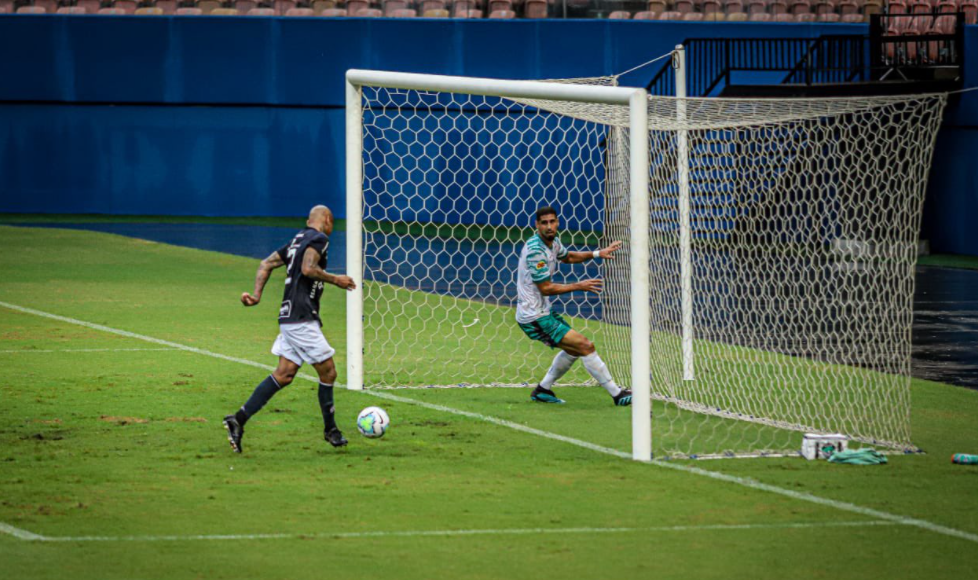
[519,313,572,348]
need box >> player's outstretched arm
[560,241,623,264]
[535,279,603,296]
[300,247,357,291]
[241,252,285,306]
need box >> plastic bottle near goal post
[357,407,390,439]
[801,434,848,460]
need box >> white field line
[0,522,47,541]
[368,383,593,390]
[0,348,177,354]
[0,520,896,543]
[1,300,977,546]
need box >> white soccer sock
[539,351,578,390]
[581,352,621,398]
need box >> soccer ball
[356,406,390,439]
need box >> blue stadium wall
[0,15,976,254]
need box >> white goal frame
[345,69,653,461]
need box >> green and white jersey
[516,233,569,324]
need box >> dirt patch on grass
[97,416,207,425]
[99,415,149,425]
[32,419,62,425]
[21,432,66,441]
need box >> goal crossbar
[345,69,640,105]
[345,70,653,461]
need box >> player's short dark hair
[535,206,558,222]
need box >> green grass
[0,212,340,231]
[1,224,977,580]
[363,219,602,246]
[918,253,978,270]
[6,213,977,271]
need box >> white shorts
[271,321,335,366]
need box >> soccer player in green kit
[516,206,632,406]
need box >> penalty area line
[0,520,897,543]
[1,300,977,546]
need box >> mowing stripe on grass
[0,301,290,375]
[2,299,977,546]
[0,520,896,543]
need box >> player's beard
[540,230,557,242]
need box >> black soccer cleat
[613,389,633,407]
[325,427,348,448]
[223,415,244,453]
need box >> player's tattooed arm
[241,252,285,306]
[560,240,623,264]
[535,279,603,296]
[301,247,357,291]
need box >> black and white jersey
[275,227,329,326]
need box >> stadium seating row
[884,11,957,32]
[645,0,879,15]
[630,0,975,19]
[0,0,538,15]
[888,0,977,20]
[882,13,959,62]
[1,0,974,21]
[873,0,967,66]
[616,0,875,20]
[617,10,865,18]
[887,0,977,11]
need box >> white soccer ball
[356,406,390,439]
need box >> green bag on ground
[827,449,888,465]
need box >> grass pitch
[1,223,977,580]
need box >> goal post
[345,67,947,461]
[345,69,653,460]
[627,88,652,461]
[346,75,365,395]
[673,44,695,382]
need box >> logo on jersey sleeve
[535,260,547,270]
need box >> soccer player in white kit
[517,206,632,406]
[223,205,356,453]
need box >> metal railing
[869,12,965,73]
[647,36,868,97]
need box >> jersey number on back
[285,243,300,284]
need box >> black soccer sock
[318,383,337,432]
[239,375,284,425]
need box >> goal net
[346,69,947,460]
